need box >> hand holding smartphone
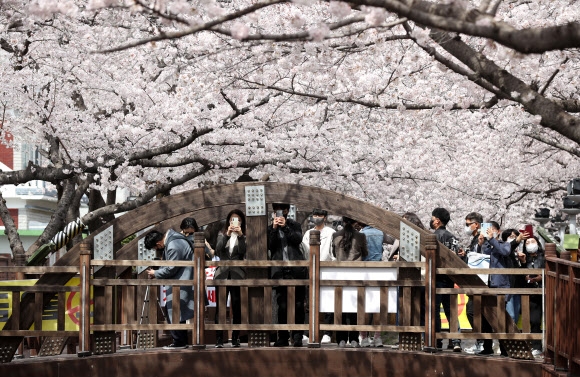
[519,224,533,237]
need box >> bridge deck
[1,345,543,377]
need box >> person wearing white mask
[461,212,494,355]
[522,236,545,357]
[301,208,336,344]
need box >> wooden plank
[287,286,296,326]
[241,286,249,325]
[437,288,541,295]
[334,287,342,325]
[92,279,195,286]
[0,266,79,273]
[210,279,309,286]
[10,290,20,331]
[472,295,481,332]
[449,293,458,336]
[246,213,268,331]
[0,285,80,292]
[379,286,389,325]
[0,331,79,337]
[496,295,505,333]
[402,287,411,327]
[357,286,365,326]
[218,286,227,325]
[34,292,43,331]
[57,292,66,331]
[172,286,180,325]
[521,295,532,333]
[263,287,272,324]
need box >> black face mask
[429,220,435,230]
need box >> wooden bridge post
[244,187,269,347]
[424,234,438,352]
[192,232,206,349]
[78,242,92,357]
[544,243,556,365]
[308,230,321,348]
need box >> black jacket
[268,217,305,278]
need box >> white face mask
[464,226,473,235]
[507,237,516,243]
[527,243,539,253]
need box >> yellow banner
[0,277,93,331]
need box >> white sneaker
[360,337,371,347]
[350,340,360,348]
[339,340,346,348]
[321,335,332,344]
[374,337,383,347]
[463,342,483,354]
[532,349,543,358]
[302,335,309,345]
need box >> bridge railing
[544,247,580,376]
[0,234,560,361]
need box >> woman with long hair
[214,209,247,348]
[332,216,368,348]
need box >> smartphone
[519,224,533,236]
[276,210,283,217]
[231,218,239,227]
[480,222,492,237]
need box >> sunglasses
[465,222,475,227]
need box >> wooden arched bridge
[0,182,578,377]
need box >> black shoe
[232,339,240,348]
[215,338,223,348]
[453,345,462,353]
[274,338,289,347]
[293,335,303,347]
[476,349,494,356]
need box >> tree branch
[0,192,26,256]
[349,0,580,53]
[100,0,286,53]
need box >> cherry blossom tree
[1,0,579,258]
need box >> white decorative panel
[399,222,421,262]
[137,238,156,274]
[93,226,113,272]
[245,185,266,216]
[319,267,398,313]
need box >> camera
[151,257,161,270]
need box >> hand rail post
[308,230,321,348]
[191,232,206,349]
[78,242,92,357]
[423,234,438,353]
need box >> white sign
[319,267,398,313]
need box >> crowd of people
[142,204,545,357]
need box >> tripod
[136,285,167,349]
